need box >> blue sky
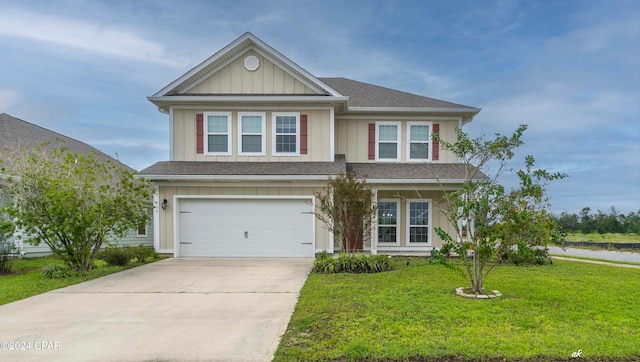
[0,0,638,214]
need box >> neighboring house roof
[0,113,133,171]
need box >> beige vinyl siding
[172,108,332,162]
[186,50,318,95]
[376,190,452,248]
[157,184,330,252]
[335,118,460,163]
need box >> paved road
[0,258,313,362]
[548,246,640,263]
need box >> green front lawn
[0,257,154,306]
[564,232,640,242]
[275,258,640,361]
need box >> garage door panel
[178,198,313,257]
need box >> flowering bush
[314,173,376,252]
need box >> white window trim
[375,121,401,162]
[272,112,300,156]
[406,121,433,162]
[377,198,400,245]
[406,199,432,246]
[238,112,266,156]
[204,111,232,155]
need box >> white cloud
[0,89,21,112]
[0,8,185,67]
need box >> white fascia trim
[348,106,481,113]
[337,115,461,121]
[140,174,336,181]
[148,95,349,103]
[152,32,256,97]
[366,179,466,184]
[171,105,336,111]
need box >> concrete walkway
[0,258,313,362]
[548,246,640,264]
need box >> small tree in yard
[434,125,565,294]
[315,173,377,252]
[0,145,153,273]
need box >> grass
[0,256,157,306]
[550,254,640,266]
[564,232,640,242]
[274,258,640,361]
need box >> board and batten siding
[172,108,332,162]
[185,49,318,95]
[335,118,460,163]
[157,185,331,252]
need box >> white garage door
[178,198,314,257]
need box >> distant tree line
[554,207,640,234]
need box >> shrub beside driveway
[274,257,640,361]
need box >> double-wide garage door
[178,198,314,257]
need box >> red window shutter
[300,115,308,154]
[432,123,440,161]
[368,123,375,160]
[196,113,204,154]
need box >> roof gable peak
[151,32,342,98]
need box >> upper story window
[407,122,432,161]
[205,112,232,155]
[376,122,400,161]
[238,112,266,155]
[273,113,300,155]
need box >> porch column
[371,188,378,255]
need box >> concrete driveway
[0,258,313,362]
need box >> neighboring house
[139,32,481,258]
[0,113,154,256]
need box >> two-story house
[139,32,481,258]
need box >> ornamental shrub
[313,253,392,274]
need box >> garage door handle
[180,242,192,245]
[301,242,312,245]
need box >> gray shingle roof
[0,113,133,171]
[138,153,486,182]
[319,77,478,109]
[139,155,347,177]
[346,162,487,181]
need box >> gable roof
[148,32,480,120]
[151,32,342,98]
[0,113,133,171]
